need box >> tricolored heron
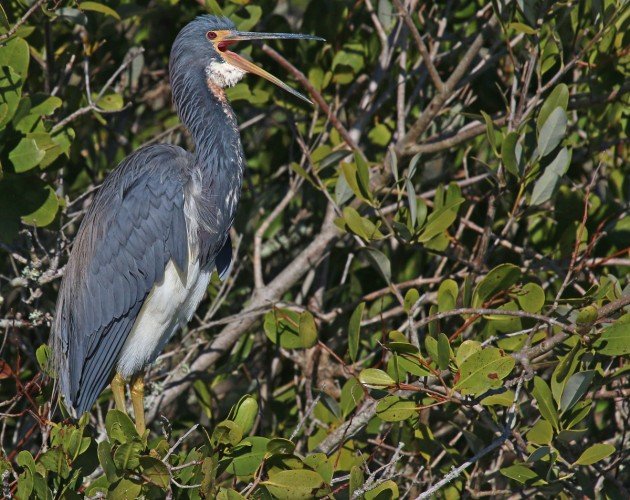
[51,15,322,433]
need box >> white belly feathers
[116,256,210,378]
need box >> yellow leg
[111,373,127,413]
[130,373,146,435]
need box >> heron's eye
[206,31,217,40]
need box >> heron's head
[170,15,323,104]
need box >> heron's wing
[215,234,232,281]
[53,144,191,416]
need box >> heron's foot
[111,373,127,413]
[130,373,146,435]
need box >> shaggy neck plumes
[169,42,243,173]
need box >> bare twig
[0,0,46,42]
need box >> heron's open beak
[210,30,324,105]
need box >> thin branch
[415,429,510,500]
[392,0,444,91]
[260,44,365,160]
[51,48,144,133]
[0,0,46,42]
[397,15,497,156]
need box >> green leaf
[335,171,354,206]
[340,377,364,417]
[232,395,258,436]
[573,443,615,466]
[108,478,141,499]
[576,305,598,325]
[348,302,365,362]
[0,66,22,127]
[501,131,522,177]
[560,371,595,413]
[217,488,246,499]
[304,453,334,485]
[437,279,458,312]
[515,283,545,313]
[424,335,439,361]
[537,107,567,157]
[365,480,399,499]
[359,368,395,389]
[500,464,542,484]
[16,451,36,474]
[13,94,62,133]
[113,441,142,471]
[532,376,559,430]
[264,309,317,349]
[551,343,583,405]
[340,162,363,203]
[0,176,62,240]
[16,469,34,499]
[537,84,569,131]
[404,288,420,313]
[406,179,417,228]
[9,138,45,172]
[97,441,118,482]
[266,438,296,455]
[509,22,537,35]
[526,419,553,445]
[481,110,497,154]
[262,469,324,499]
[225,437,268,476]
[363,247,391,282]
[563,399,592,429]
[298,311,318,348]
[397,353,432,377]
[593,319,630,356]
[212,420,243,446]
[349,466,364,497]
[527,445,552,463]
[105,409,139,444]
[20,184,59,227]
[342,206,383,240]
[234,5,262,32]
[0,36,30,78]
[95,92,123,111]
[480,389,515,407]
[456,340,482,367]
[376,396,416,422]
[354,152,372,201]
[454,347,515,396]
[39,448,70,478]
[79,2,121,20]
[472,263,521,307]
[417,198,464,243]
[28,131,65,169]
[437,333,451,370]
[530,147,571,205]
[35,345,51,375]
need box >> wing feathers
[53,145,192,415]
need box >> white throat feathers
[206,61,246,88]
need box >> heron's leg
[111,373,127,413]
[130,372,146,435]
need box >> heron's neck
[171,65,243,175]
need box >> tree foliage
[0,0,628,498]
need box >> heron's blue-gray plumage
[53,15,243,416]
[56,145,194,414]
